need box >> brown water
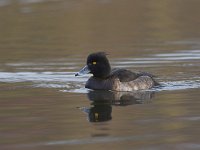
[0,0,200,150]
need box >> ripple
[0,71,89,92]
[113,50,200,66]
[154,80,200,91]
[11,134,161,148]
[0,71,199,93]
[0,72,88,83]
[0,50,199,93]
[155,50,200,57]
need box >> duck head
[75,52,111,78]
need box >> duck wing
[110,69,139,82]
[136,71,156,78]
[110,69,159,83]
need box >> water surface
[0,0,200,150]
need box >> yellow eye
[92,61,97,65]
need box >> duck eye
[92,61,97,65]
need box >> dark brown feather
[110,69,139,82]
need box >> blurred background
[0,0,200,62]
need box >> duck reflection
[81,90,155,122]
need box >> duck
[75,52,159,91]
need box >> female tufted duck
[75,52,159,91]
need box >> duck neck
[94,65,111,79]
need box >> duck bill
[75,65,91,76]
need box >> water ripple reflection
[79,90,154,122]
[0,50,199,92]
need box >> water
[0,0,200,150]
